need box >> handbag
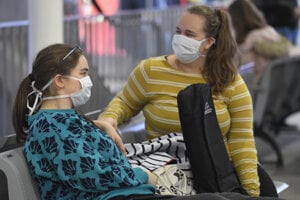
[153,164,196,196]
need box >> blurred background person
[228,0,292,93]
[253,0,300,45]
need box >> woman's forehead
[177,12,206,33]
[71,55,89,73]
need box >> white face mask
[43,75,93,107]
[172,34,207,63]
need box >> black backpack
[177,83,245,194]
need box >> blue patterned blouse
[23,109,155,200]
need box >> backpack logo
[204,102,212,115]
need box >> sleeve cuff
[132,167,148,184]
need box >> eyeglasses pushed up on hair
[62,45,83,61]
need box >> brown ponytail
[12,76,32,143]
[187,6,238,94]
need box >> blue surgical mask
[172,34,207,63]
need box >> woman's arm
[227,76,260,197]
[51,133,151,192]
[98,60,149,124]
[93,119,126,154]
[29,115,153,193]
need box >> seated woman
[12,43,158,200]
[97,4,261,197]
[228,0,291,90]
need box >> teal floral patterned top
[23,109,155,200]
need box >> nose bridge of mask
[80,76,93,87]
[64,75,93,88]
[174,34,205,47]
[184,35,206,50]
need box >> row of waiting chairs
[240,56,300,166]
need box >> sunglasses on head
[62,45,83,61]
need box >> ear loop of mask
[42,76,83,101]
[198,38,208,57]
[26,79,53,116]
[197,38,216,57]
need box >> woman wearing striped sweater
[97,5,260,197]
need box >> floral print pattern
[24,109,154,200]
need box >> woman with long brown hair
[97,5,260,197]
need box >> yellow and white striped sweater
[100,56,260,196]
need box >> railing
[0,6,185,136]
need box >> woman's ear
[52,74,65,89]
[205,37,216,49]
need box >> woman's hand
[146,171,158,186]
[97,117,118,129]
[93,118,126,154]
[139,167,157,186]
